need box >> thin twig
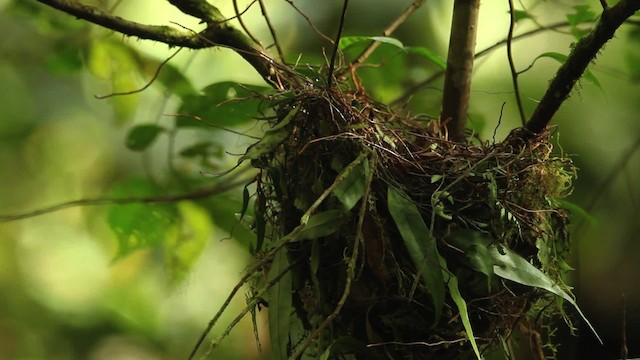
[281,0,334,44]
[257,0,285,62]
[0,174,252,222]
[95,49,182,99]
[165,113,262,139]
[232,0,262,46]
[507,0,526,125]
[344,0,426,73]
[327,0,350,88]
[197,259,299,360]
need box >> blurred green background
[0,1,639,359]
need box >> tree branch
[0,176,252,222]
[35,0,281,87]
[440,0,481,142]
[525,0,640,134]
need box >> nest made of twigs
[251,84,575,359]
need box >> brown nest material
[250,85,578,359]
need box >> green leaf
[239,108,297,165]
[441,258,482,360]
[513,9,535,23]
[489,244,602,344]
[178,141,223,158]
[333,160,368,211]
[107,179,177,258]
[147,61,198,99]
[339,36,404,50]
[46,40,83,74]
[298,210,344,240]
[268,250,292,360]
[387,186,445,325]
[176,82,270,128]
[566,5,596,27]
[164,201,213,283]
[405,46,446,70]
[535,52,602,89]
[555,199,596,226]
[87,39,142,124]
[125,124,166,151]
[447,230,495,283]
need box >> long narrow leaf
[489,245,602,344]
[442,262,482,360]
[387,187,445,325]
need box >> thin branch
[327,0,350,88]
[0,175,253,223]
[507,0,526,125]
[525,0,640,135]
[232,0,262,47]
[257,0,285,62]
[344,0,427,73]
[282,0,335,45]
[96,48,182,99]
[35,0,278,86]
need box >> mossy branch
[35,0,279,86]
[525,0,640,134]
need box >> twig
[344,0,427,73]
[525,0,640,134]
[232,0,262,47]
[196,258,299,360]
[258,0,285,62]
[281,0,334,44]
[507,0,526,126]
[327,0,350,88]
[95,48,182,99]
[0,175,252,222]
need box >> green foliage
[566,5,597,39]
[387,186,445,325]
[177,82,270,128]
[107,179,177,259]
[125,124,166,151]
[531,52,602,89]
[87,38,141,123]
[332,159,368,211]
[297,210,345,240]
[339,35,446,70]
[164,201,213,284]
[440,256,482,360]
[490,244,602,344]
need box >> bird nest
[246,84,579,359]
